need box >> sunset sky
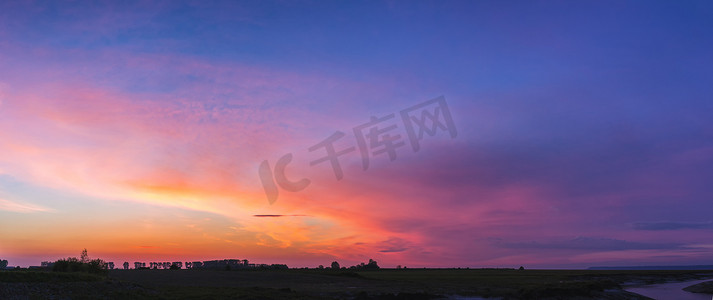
[1,1,712,269]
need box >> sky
[0,0,712,269]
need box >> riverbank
[684,280,713,293]
[625,278,713,300]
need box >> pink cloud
[0,198,51,213]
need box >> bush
[53,257,107,274]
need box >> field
[2,268,712,299]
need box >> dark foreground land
[2,268,713,299]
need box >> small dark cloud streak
[253,214,308,217]
[379,248,407,253]
[377,237,411,253]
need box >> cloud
[633,221,713,231]
[253,215,308,218]
[0,198,51,213]
[379,248,408,253]
[2,0,713,269]
[496,236,682,251]
[377,237,411,253]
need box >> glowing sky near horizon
[1,1,713,268]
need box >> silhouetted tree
[270,264,288,269]
[519,266,525,270]
[331,261,340,270]
[80,249,89,263]
[0,259,8,269]
[52,249,106,274]
[88,258,107,272]
[123,262,129,270]
[348,259,380,270]
[366,259,379,270]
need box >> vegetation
[51,249,107,274]
[3,257,712,299]
[104,268,713,299]
[0,259,8,269]
[1,267,712,299]
[0,270,104,283]
[346,258,380,270]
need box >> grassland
[1,268,712,299]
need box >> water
[625,279,713,300]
